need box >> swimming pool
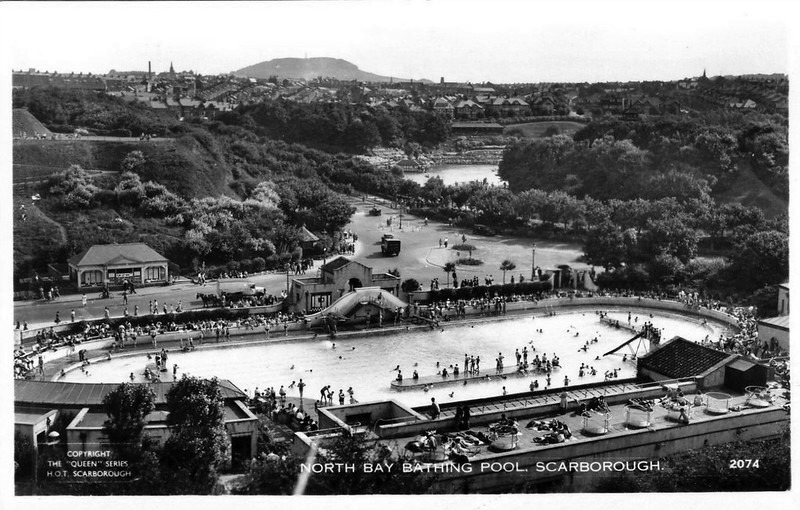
[61,307,733,407]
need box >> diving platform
[599,316,638,333]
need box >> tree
[401,278,420,297]
[102,383,156,451]
[160,376,230,494]
[583,221,629,269]
[728,230,789,291]
[48,164,99,209]
[99,383,162,494]
[443,262,456,288]
[121,150,146,173]
[500,260,516,284]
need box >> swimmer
[392,365,400,371]
[332,343,336,349]
[352,347,356,350]
[130,372,135,382]
[290,365,295,370]
[449,392,454,398]
[413,362,418,367]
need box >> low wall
[412,296,741,333]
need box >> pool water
[62,307,732,407]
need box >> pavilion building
[68,243,169,289]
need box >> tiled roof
[638,337,734,379]
[15,379,246,407]
[69,243,168,267]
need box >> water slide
[602,332,645,357]
[303,287,408,327]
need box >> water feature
[62,307,733,408]
[404,164,504,187]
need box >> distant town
[12,59,789,123]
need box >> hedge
[429,279,553,302]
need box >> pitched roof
[299,226,319,243]
[321,256,353,273]
[638,337,735,379]
[15,379,246,407]
[69,243,168,267]
[758,315,789,330]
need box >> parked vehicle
[473,224,497,236]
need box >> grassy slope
[12,134,231,268]
[13,191,66,267]
[713,160,787,219]
[503,121,586,138]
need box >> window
[145,266,165,281]
[81,270,103,285]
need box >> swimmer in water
[332,343,336,349]
[290,365,295,370]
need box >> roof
[637,337,735,379]
[727,359,757,372]
[320,256,354,273]
[15,379,246,407]
[299,226,320,243]
[69,243,168,267]
[758,315,790,330]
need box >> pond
[404,164,504,187]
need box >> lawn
[503,121,586,138]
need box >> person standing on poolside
[430,397,440,420]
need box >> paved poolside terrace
[298,375,789,491]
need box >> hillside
[13,133,229,200]
[714,160,787,219]
[234,57,426,83]
[13,108,53,138]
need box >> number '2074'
[729,459,760,468]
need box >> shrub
[451,243,476,251]
[251,257,266,272]
[457,257,483,266]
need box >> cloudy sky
[0,0,794,83]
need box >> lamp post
[531,244,537,281]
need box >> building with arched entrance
[289,257,400,314]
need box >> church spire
[169,61,175,76]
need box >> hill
[234,57,427,83]
[13,108,53,138]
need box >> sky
[0,0,794,84]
